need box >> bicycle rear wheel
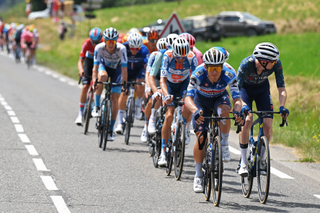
[165,138,173,176]
[257,136,270,204]
[83,89,93,135]
[211,135,222,206]
[125,98,134,145]
[174,121,185,180]
[241,147,253,198]
[102,100,111,151]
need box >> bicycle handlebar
[194,114,241,134]
[249,109,288,127]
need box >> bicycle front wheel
[241,143,253,198]
[165,138,173,176]
[174,121,185,180]
[211,135,222,206]
[257,136,270,204]
[83,89,93,135]
[125,98,134,145]
[102,100,111,151]
[203,145,211,201]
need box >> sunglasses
[149,39,158,43]
[130,47,141,51]
[260,60,276,65]
[106,40,117,45]
[174,56,187,60]
[91,40,101,45]
[207,66,222,72]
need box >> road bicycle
[122,80,144,145]
[195,112,243,206]
[79,76,94,135]
[149,98,167,168]
[94,78,125,151]
[239,109,288,204]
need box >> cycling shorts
[128,67,145,81]
[82,58,93,85]
[192,90,231,132]
[240,81,273,119]
[98,65,122,94]
[166,77,189,107]
[25,42,34,49]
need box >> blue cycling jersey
[237,54,285,89]
[160,50,198,83]
[187,63,240,100]
[123,42,149,72]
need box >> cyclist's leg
[92,65,108,116]
[178,78,192,144]
[148,77,161,134]
[79,58,93,115]
[134,67,145,119]
[213,90,232,162]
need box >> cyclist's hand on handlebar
[241,105,250,115]
[233,111,244,125]
[194,109,204,125]
[280,106,289,118]
[163,95,173,105]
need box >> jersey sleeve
[142,45,149,65]
[146,52,156,73]
[120,45,128,68]
[225,69,241,100]
[150,52,163,77]
[80,40,89,59]
[93,45,101,65]
[186,69,202,98]
[160,53,170,78]
[237,58,249,90]
[274,60,285,88]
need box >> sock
[135,97,143,108]
[117,110,126,124]
[79,102,85,116]
[145,116,149,126]
[195,162,203,178]
[95,94,101,107]
[240,143,248,166]
[110,120,116,131]
[150,108,156,119]
[183,116,187,124]
[221,132,229,146]
[161,138,168,155]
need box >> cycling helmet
[179,33,196,48]
[253,42,280,61]
[103,27,119,40]
[29,24,35,32]
[127,32,143,48]
[166,33,179,49]
[156,38,167,50]
[215,46,229,61]
[203,48,225,65]
[172,38,190,57]
[147,29,159,40]
[89,27,102,41]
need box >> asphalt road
[1,52,320,213]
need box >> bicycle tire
[241,146,253,198]
[102,100,111,151]
[203,140,212,201]
[211,135,222,206]
[257,136,270,204]
[98,111,103,148]
[165,138,173,176]
[152,137,160,168]
[125,98,134,145]
[174,121,185,180]
[83,89,93,135]
[100,103,107,149]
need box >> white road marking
[7,110,16,116]
[4,105,12,110]
[68,82,76,86]
[0,97,4,101]
[41,176,58,190]
[18,134,30,143]
[270,167,294,179]
[52,74,59,78]
[33,158,50,171]
[314,194,320,199]
[229,146,241,155]
[10,117,20,123]
[25,145,39,156]
[59,78,67,82]
[1,101,8,105]
[14,124,24,132]
[51,196,71,213]
[45,71,52,75]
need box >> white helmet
[103,27,119,40]
[128,32,143,48]
[203,48,225,65]
[166,33,178,49]
[172,38,190,57]
[156,38,167,50]
[253,42,280,61]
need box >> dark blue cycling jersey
[237,54,285,90]
[123,42,149,72]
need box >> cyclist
[140,38,167,142]
[179,33,203,65]
[91,27,128,141]
[144,29,159,54]
[20,25,36,64]
[0,18,5,51]
[185,47,243,192]
[237,42,289,177]
[114,32,149,134]
[158,38,198,166]
[75,27,103,126]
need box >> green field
[2,0,320,162]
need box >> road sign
[159,12,185,38]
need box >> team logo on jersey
[167,52,173,58]
[188,52,193,57]
[225,71,234,78]
[195,70,203,77]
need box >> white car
[28,8,50,20]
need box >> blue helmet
[215,46,229,61]
[89,27,102,41]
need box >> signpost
[81,0,102,31]
[159,12,185,38]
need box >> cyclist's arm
[185,74,200,114]
[150,52,162,77]
[121,67,127,84]
[185,96,198,114]
[149,75,158,94]
[160,77,168,97]
[77,58,85,77]
[278,87,287,107]
[144,64,149,87]
[120,45,128,84]
[92,47,100,85]
[92,65,98,85]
